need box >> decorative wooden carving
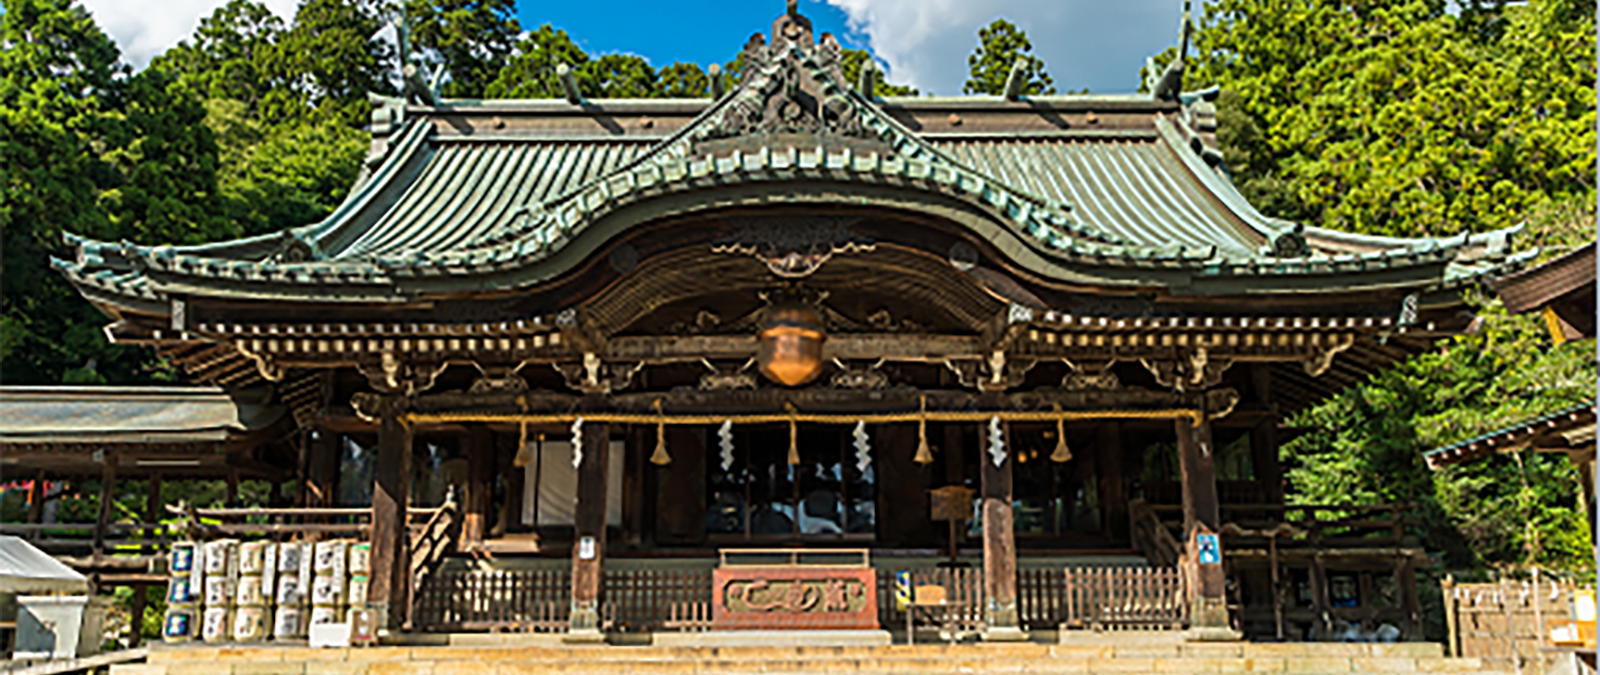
[1303,334,1355,376]
[945,352,1034,391]
[712,566,877,629]
[1061,360,1120,390]
[829,359,888,389]
[699,360,758,391]
[1141,348,1232,392]
[712,217,874,278]
[356,353,447,395]
[554,353,643,394]
[468,364,528,394]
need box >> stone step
[117,646,1508,675]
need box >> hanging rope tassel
[913,395,934,464]
[650,399,671,466]
[786,404,800,466]
[513,421,533,467]
[1050,404,1073,463]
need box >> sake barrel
[277,542,307,574]
[201,607,232,643]
[203,576,236,607]
[166,576,197,606]
[276,575,306,606]
[170,542,198,575]
[235,575,266,607]
[239,542,273,575]
[347,542,371,574]
[272,606,306,640]
[309,606,341,626]
[202,540,239,576]
[162,608,196,643]
[346,574,369,607]
[232,606,267,642]
[311,574,345,607]
[312,540,346,578]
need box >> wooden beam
[368,397,412,630]
[980,418,1024,640]
[1177,418,1229,633]
[603,333,982,363]
[567,420,610,641]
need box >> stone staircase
[113,640,1511,675]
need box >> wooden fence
[1443,574,1589,675]
[604,568,714,632]
[413,569,572,632]
[875,566,985,635]
[1062,566,1186,632]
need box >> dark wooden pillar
[94,459,116,556]
[1177,418,1234,638]
[1250,364,1284,505]
[306,430,339,509]
[1096,422,1127,541]
[225,468,240,507]
[145,473,163,554]
[26,471,46,539]
[654,427,706,545]
[464,425,494,547]
[980,420,1024,640]
[878,424,935,546]
[129,584,148,647]
[622,426,645,546]
[567,421,610,640]
[368,397,413,630]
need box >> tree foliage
[839,48,918,98]
[963,19,1055,96]
[404,0,520,99]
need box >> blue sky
[85,0,1188,96]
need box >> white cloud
[823,0,1184,95]
[79,0,298,69]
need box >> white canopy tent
[0,535,88,594]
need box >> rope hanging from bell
[913,395,934,464]
[513,421,533,467]
[786,403,801,466]
[650,399,671,466]
[1050,404,1073,463]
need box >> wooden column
[94,459,116,556]
[980,420,1024,640]
[145,474,163,554]
[26,471,46,540]
[879,424,935,546]
[368,397,413,630]
[1096,422,1127,541]
[129,584,147,647]
[463,425,494,547]
[306,430,339,509]
[622,426,645,546]
[1176,418,1235,638]
[567,420,610,641]
[225,468,240,507]
[1250,364,1284,505]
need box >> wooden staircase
[113,640,1510,674]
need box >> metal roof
[1423,400,1596,469]
[0,386,282,444]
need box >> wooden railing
[1442,573,1590,674]
[1145,503,1416,549]
[1062,566,1186,632]
[0,523,170,555]
[406,494,461,629]
[875,566,984,635]
[603,569,713,632]
[414,568,572,632]
[1019,567,1069,629]
[1128,498,1182,567]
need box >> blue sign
[1196,533,1222,566]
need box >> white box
[14,596,110,660]
[308,622,351,648]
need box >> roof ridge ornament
[1148,0,1191,101]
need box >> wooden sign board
[712,566,878,630]
[928,485,975,522]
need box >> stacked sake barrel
[310,540,347,629]
[273,542,311,640]
[231,542,276,642]
[200,540,239,643]
[161,541,201,642]
[347,541,371,616]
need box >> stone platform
[112,640,1511,675]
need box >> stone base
[1183,626,1244,642]
[982,626,1029,642]
[651,629,892,647]
[561,628,606,644]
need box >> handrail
[1128,499,1182,568]
[718,548,871,568]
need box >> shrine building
[33,4,1531,645]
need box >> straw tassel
[913,395,934,464]
[1050,405,1073,463]
[788,418,800,465]
[649,399,671,466]
[513,421,533,467]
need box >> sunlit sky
[84,0,1189,96]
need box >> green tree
[484,23,591,99]
[584,53,658,98]
[267,0,394,126]
[208,99,368,238]
[963,19,1054,96]
[657,61,709,98]
[839,48,918,97]
[405,0,521,99]
[151,0,285,117]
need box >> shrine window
[1001,424,1101,538]
[707,425,876,541]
